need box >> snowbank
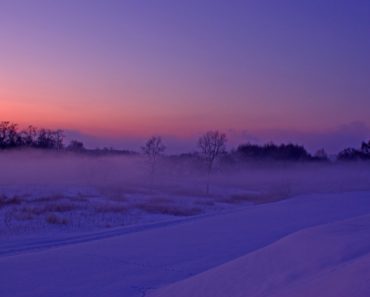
[148,214,370,297]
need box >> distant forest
[1,121,370,162]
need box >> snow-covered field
[148,210,370,297]
[1,191,370,297]
[1,152,370,296]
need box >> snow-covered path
[1,192,370,297]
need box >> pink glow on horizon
[1,92,368,139]
[1,95,337,138]
[1,1,369,144]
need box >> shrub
[46,214,68,225]
[0,195,22,208]
[94,204,128,213]
[136,202,202,216]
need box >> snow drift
[148,214,370,297]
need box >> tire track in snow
[0,205,253,257]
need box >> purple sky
[1,0,369,153]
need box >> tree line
[0,121,134,155]
[1,121,369,162]
[0,122,64,150]
[337,141,370,161]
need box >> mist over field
[1,149,370,197]
[1,150,370,297]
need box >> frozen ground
[1,153,370,296]
[1,191,370,297]
[1,152,370,239]
[0,183,264,239]
[148,212,370,297]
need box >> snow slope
[148,214,370,297]
[1,192,370,297]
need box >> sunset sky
[1,1,369,152]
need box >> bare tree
[36,129,64,150]
[21,125,38,147]
[142,136,166,175]
[54,129,65,150]
[198,130,227,193]
[67,140,85,152]
[314,148,329,161]
[0,121,20,148]
[361,141,370,155]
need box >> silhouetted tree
[336,140,370,161]
[198,130,227,193]
[337,145,370,161]
[361,141,370,155]
[0,121,24,149]
[54,129,65,150]
[67,140,85,152]
[237,142,311,161]
[0,121,13,148]
[36,129,52,149]
[21,125,38,147]
[142,136,166,175]
[337,148,361,161]
[0,121,7,148]
[313,149,329,161]
[36,129,64,150]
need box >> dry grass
[150,197,174,204]
[34,195,65,203]
[11,210,35,221]
[44,203,77,212]
[93,204,128,213]
[136,201,202,216]
[221,189,292,205]
[0,195,22,208]
[164,187,206,198]
[46,214,69,225]
[38,203,77,214]
[220,193,260,204]
[15,202,78,218]
[194,199,215,207]
[98,186,127,202]
[71,193,92,202]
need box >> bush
[136,201,202,216]
[236,142,312,161]
[46,214,69,225]
[0,195,22,208]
